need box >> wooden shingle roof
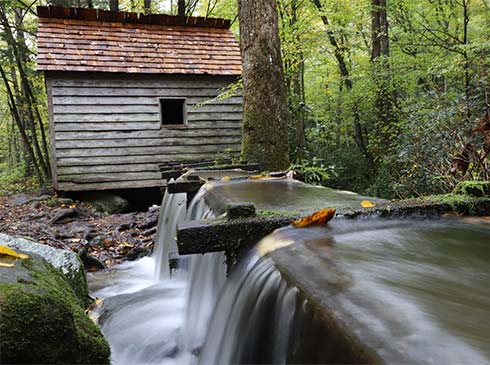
[36,6,241,76]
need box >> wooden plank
[56,145,241,158]
[56,136,241,149]
[51,87,223,97]
[58,163,159,175]
[52,104,242,114]
[53,104,159,114]
[58,171,162,182]
[187,105,242,113]
[53,113,159,122]
[46,77,59,190]
[57,153,228,167]
[188,112,243,121]
[55,128,242,140]
[52,96,242,105]
[51,78,236,89]
[54,121,240,131]
[58,179,165,191]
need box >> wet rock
[0,233,89,306]
[79,191,129,214]
[0,251,110,364]
[78,248,106,271]
[126,247,151,261]
[89,235,110,248]
[56,197,75,206]
[11,193,51,206]
[30,201,42,209]
[50,207,88,224]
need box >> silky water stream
[88,180,490,365]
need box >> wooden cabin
[36,6,242,191]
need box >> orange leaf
[291,208,336,228]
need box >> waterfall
[180,189,227,356]
[199,253,297,365]
[152,183,295,364]
[153,185,187,281]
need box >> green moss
[258,209,300,219]
[226,203,256,219]
[415,193,483,215]
[0,258,110,364]
[453,181,490,197]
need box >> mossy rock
[0,233,89,307]
[0,255,110,364]
[453,181,490,197]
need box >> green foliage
[213,148,241,167]
[0,162,39,196]
[453,181,490,197]
[290,162,331,186]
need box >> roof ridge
[37,6,232,29]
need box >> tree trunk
[110,0,119,12]
[238,0,290,170]
[0,65,44,185]
[178,0,185,16]
[144,0,151,13]
[371,0,397,155]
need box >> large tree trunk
[178,0,185,16]
[109,0,119,12]
[371,0,397,155]
[238,0,290,170]
[144,0,151,13]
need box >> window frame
[158,97,187,128]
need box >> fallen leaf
[221,176,231,181]
[291,208,336,228]
[0,262,15,268]
[248,174,268,179]
[361,200,376,208]
[0,245,29,259]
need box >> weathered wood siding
[47,72,242,191]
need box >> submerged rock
[0,249,110,364]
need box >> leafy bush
[0,163,39,196]
[290,162,332,186]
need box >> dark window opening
[160,99,185,125]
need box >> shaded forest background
[1,0,489,198]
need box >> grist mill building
[36,6,242,191]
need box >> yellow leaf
[122,242,134,248]
[0,262,15,268]
[69,204,76,209]
[360,200,375,208]
[221,176,231,181]
[0,245,29,259]
[291,208,336,228]
[248,174,268,180]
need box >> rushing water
[89,180,490,365]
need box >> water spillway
[88,177,490,365]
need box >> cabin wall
[46,72,242,191]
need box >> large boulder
[0,233,89,306]
[0,237,110,364]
